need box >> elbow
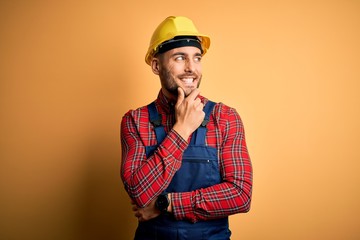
[121,175,140,206]
[242,197,252,213]
[234,182,252,213]
[122,183,143,207]
[238,192,252,213]
[243,184,253,213]
[123,185,147,208]
[121,176,150,208]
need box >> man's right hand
[173,87,205,141]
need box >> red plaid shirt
[121,91,252,223]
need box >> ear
[151,58,160,75]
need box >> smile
[180,76,196,84]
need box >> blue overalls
[134,101,231,240]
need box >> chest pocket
[145,101,221,193]
[167,145,220,192]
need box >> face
[152,46,203,100]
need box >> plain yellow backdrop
[1,1,359,239]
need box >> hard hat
[145,16,211,65]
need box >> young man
[121,16,253,240]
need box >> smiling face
[151,46,203,101]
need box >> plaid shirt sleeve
[121,102,252,223]
[120,109,188,207]
[171,103,253,222]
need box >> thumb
[176,87,185,107]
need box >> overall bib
[134,101,230,240]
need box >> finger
[197,103,204,112]
[187,88,200,101]
[175,87,185,107]
[193,98,202,107]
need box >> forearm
[170,105,253,222]
[170,177,252,222]
[121,117,188,207]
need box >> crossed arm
[121,89,253,223]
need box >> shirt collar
[155,89,208,114]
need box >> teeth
[183,78,193,83]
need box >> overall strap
[190,100,216,145]
[147,102,166,144]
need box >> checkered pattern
[121,91,252,222]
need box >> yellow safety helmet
[145,16,211,65]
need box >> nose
[184,58,195,73]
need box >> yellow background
[1,1,359,239]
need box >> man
[121,16,252,240]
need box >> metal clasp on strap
[200,119,209,127]
[150,117,162,127]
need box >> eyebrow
[170,52,202,57]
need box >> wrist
[155,193,170,213]
[173,123,191,141]
[167,193,172,213]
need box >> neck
[161,88,178,103]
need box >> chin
[183,86,197,96]
[183,90,192,97]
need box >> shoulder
[122,104,150,124]
[211,101,241,122]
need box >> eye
[194,56,202,62]
[175,55,185,61]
